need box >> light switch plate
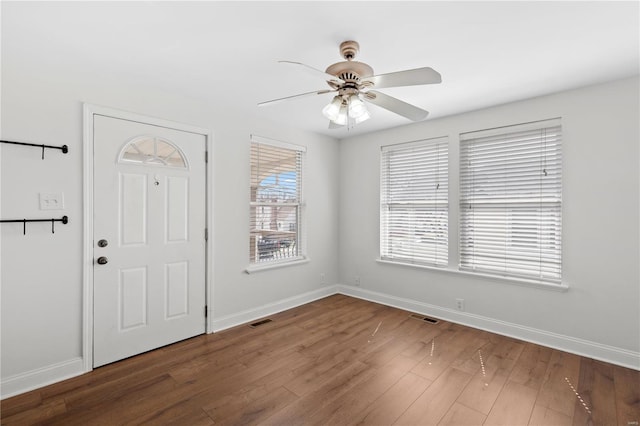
[39,192,64,210]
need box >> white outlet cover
[39,192,64,210]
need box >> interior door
[93,114,207,367]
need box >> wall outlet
[355,276,361,287]
[320,273,326,285]
[456,298,465,311]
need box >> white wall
[0,35,340,396]
[338,76,640,368]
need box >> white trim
[82,104,214,369]
[1,358,84,400]
[336,284,639,371]
[250,134,307,152]
[205,131,215,334]
[375,258,569,292]
[82,105,94,372]
[211,285,337,332]
[245,257,309,274]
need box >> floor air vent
[249,318,273,328]
[409,314,439,324]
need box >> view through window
[249,136,305,265]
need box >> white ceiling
[4,1,639,138]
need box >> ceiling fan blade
[279,61,345,84]
[363,67,441,89]
[364,90,429,121]
[258,89,334,107]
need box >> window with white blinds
[459,119,562,283]
[381,137,448,266]
[250,135,305,265]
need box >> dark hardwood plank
[305,354,418,426]
[613,364,640,426]
[394,367,473,425]
[1,398,67,426]
[439,401,487,425]
[573,358,617,426]
[206,385,298,425]
[508,341,553,390]
[534,349,581,419]
[263,360,376,425]
[484,380,538,425]
[529,404,572,426]
[354,372,432,426]
[457,336,524,415]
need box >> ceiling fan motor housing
[326,61,374,82]
[325,40,375,92]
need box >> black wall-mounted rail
[0,216,69,235]
[0,140,68,159]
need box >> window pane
[250,205,298,262]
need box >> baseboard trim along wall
[210,285,339,332]
[1,357,85,400]
[336,284,640,371]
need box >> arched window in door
[118,136,188,168]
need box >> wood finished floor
[2,295,639,425]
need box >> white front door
[92,114,207,367]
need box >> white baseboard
[337,284,640,371]
[1,357,85,400]
[210,285,339,332]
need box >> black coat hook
[0,140,69,158]
[1,216,69,235]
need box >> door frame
[82,103,214,372]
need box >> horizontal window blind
[381,137,448,266]
[459,119,562,283]
[250,136,304,264]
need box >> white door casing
[84,106,212,369]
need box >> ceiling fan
[258,40,442,128]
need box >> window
[380,137,448,266]
[459,119,562,283]
[249,135,305,265]
[119,136,187,168]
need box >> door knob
[96,256,108,265]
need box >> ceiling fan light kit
[260,40,442,129]
[322,96,343,121]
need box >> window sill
[375,258,569,292]
[245,257,309,274]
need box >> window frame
[247,135,307,272]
